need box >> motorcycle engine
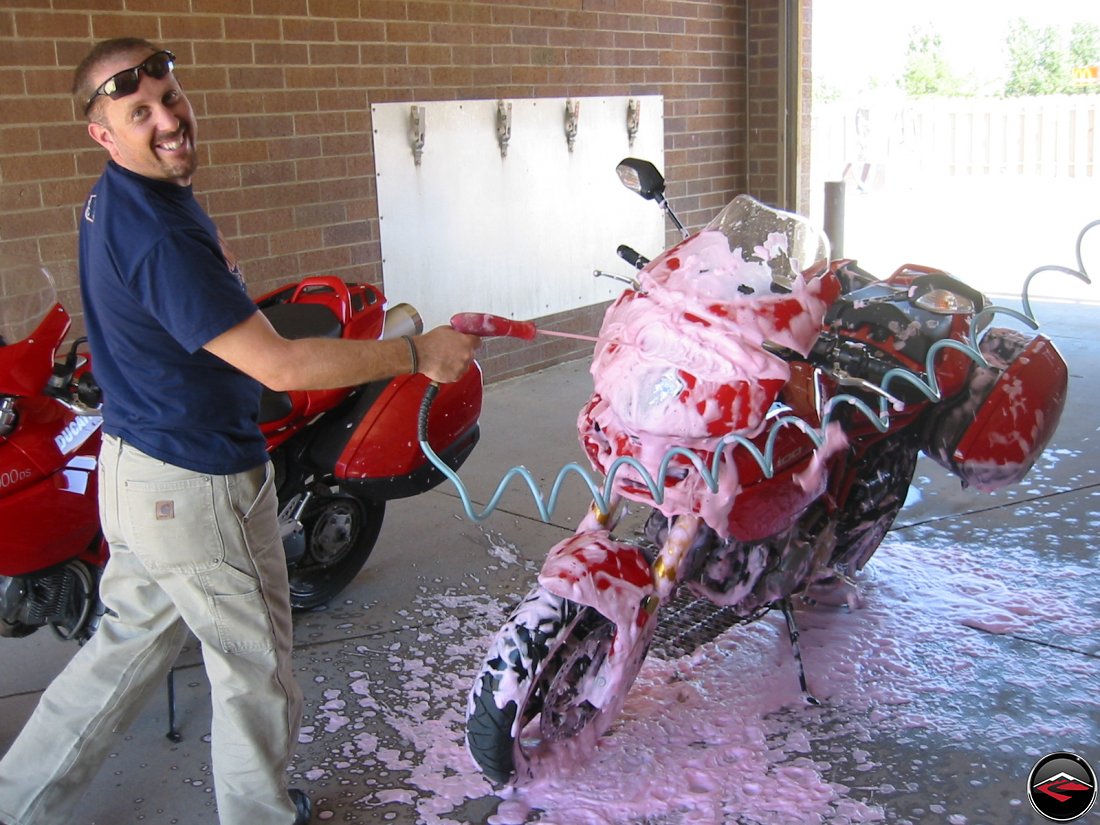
[0,575,37,637]
[0,562,97,640]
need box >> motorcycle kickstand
[779,598,821,706]
[166,666,182,742]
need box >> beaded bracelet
[402,335,419,375]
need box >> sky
[813,0,1100,97]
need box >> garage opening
[808,1,1100,300]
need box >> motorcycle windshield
[703,194,831,285]
[0,255,58,348]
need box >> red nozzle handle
[450,312,537,340]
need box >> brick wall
[0,0,792,383]
[799,0,813,213]
[745,2,780,204]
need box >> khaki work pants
[0,436,303,825]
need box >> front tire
[466,585,651,784]
[287,493,384,610]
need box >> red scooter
[461,159,1071,784]
[0,255,482,647]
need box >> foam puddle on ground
[292,526,1099,825]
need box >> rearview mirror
[616,157,666,201]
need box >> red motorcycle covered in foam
[463,159,1069,784]
[0,256,482,645]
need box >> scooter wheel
[287,495,385,610]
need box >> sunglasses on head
[84,49,176,114]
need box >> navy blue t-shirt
[79,161,267,474]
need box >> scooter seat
[259,388,294,424]
[258,303,342,425]
[261,303,342,340]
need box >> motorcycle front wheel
[466,585,650,785]
[287,493,384,610]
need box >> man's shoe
[289,788,313,825]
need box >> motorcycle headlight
[911,288,976,315]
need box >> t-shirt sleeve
[134,229,259,354]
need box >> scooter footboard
[537,530,655,637]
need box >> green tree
[1004,19,1063,95]
[1068,22,1100,94]
[900,26,969,97]
[1001,18,1100,96]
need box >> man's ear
[88,122,119,159]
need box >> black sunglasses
[84,50,176,114]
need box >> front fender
[537,530,654,635]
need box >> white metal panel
[371,96,665,328]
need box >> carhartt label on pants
[155,500,175,520]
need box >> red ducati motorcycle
[0,255,482,647]
[462,159,1071,784]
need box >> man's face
[87,48,198,186]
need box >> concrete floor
[1,297,1097,825]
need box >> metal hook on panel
[627,98,640,147]
[565,98,580,152]
[497,100,512,159]
[409,105,426,166]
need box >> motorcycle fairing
[0,305,69,398]
[0,387,103,575]
[725,447,831,541]
[0,450,102,575]
[580,230,840,538]
[0,394,98,482]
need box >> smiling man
[84,46,198,184]
[0,38,478,825]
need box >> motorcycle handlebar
[811,334,895,385]
[617,244,649,270]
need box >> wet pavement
[1,297,1097,825]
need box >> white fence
[812,96,1100,187]
[807,97,1100,301]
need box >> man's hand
[413,326,481,383]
